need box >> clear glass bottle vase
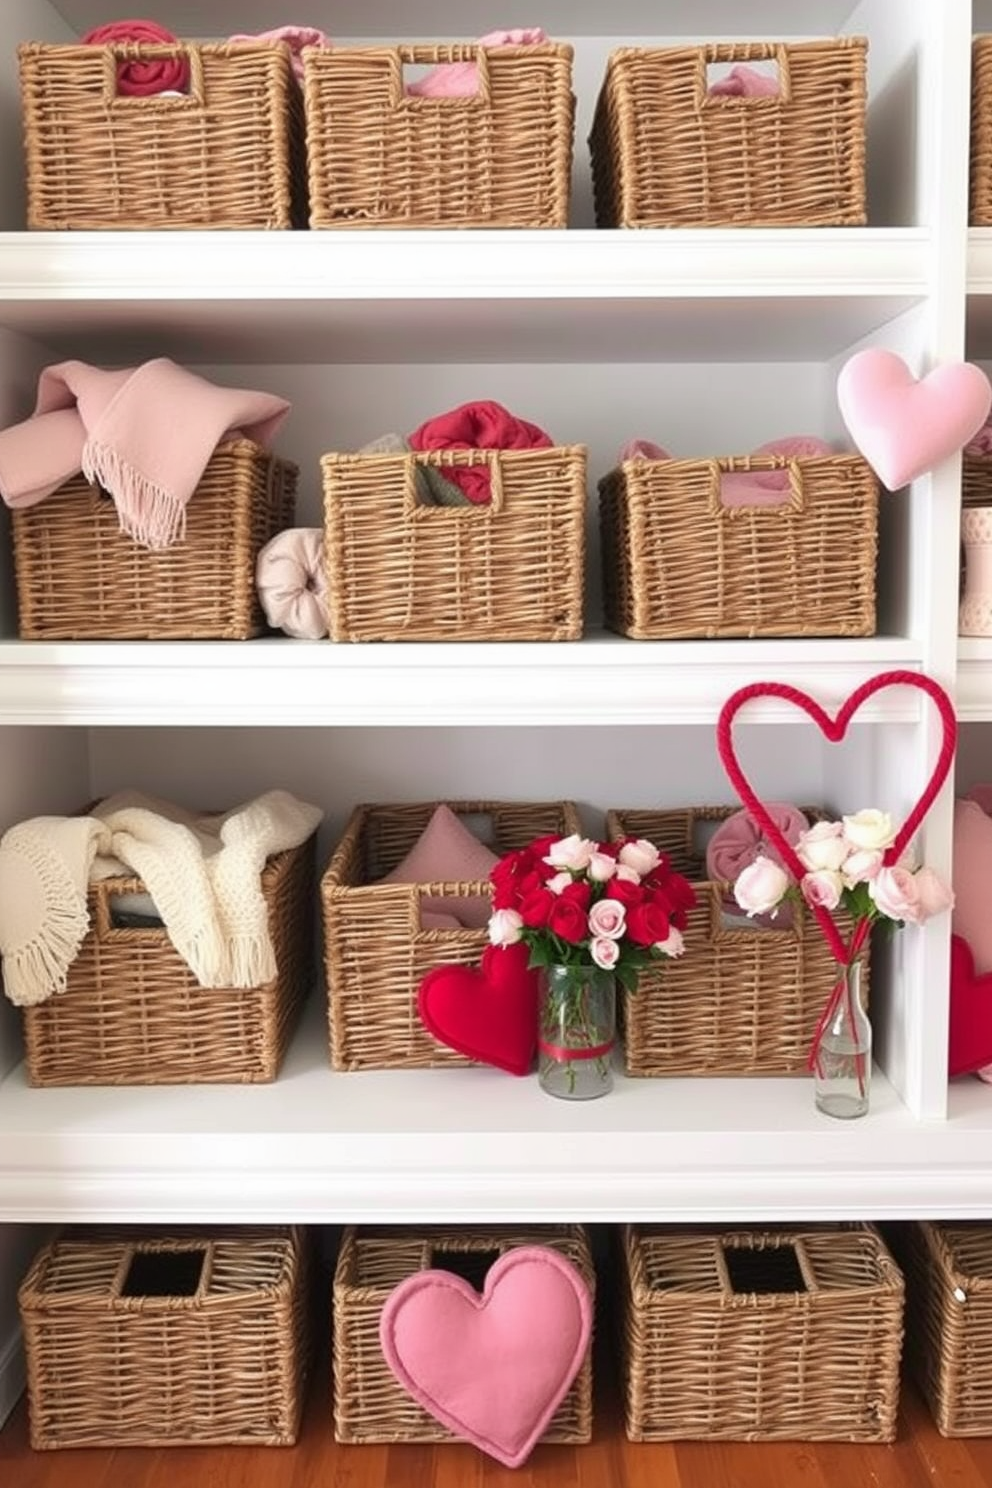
[537,963,616,1100]
[813,959,871,1120]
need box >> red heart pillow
[949,935,992,1077]
[418,940,539,1075]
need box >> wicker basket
[322,798,580,1069]
[333,1225,594,1443]
[20,40,306,229]
[13,438,297,640]
[600,453,878,639]
[590,38,867,229]
[621,1224,903,1442]
[897,1221,992,1436]
[972,39,992,225]
[303,43,574,228]
[322,445,586,641]
[23,830,315,1086]
[963,450,992,510]
[20,1226,309,1449]
[605,806,868,1076]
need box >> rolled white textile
[256,527,328,639]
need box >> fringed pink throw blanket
[0,359,290,549]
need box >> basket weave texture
[19,1226,310,1449]
[321,798,580,1070]
[599,453,878,640]
[24,831,316,1086]
[590,38,867,228]
[13,438,297,640]
[606,806,868,1077]
[19,41,306,229]
[333,1225,594,1443]
[322,445,586,641]
[962,450,992,509]
[621,1224,904,1442]
[303,43,574,228]
[898,1221,992,1436]
[972,39,992,225]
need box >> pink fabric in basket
[381,804,498,929]
[707,803,809,929]
[406,29,547,98]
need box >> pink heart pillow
[380,1245,592,1468]
[952,799,992,976]
[381,803,497,929]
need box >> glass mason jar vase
[537,963,616,1100]
[813,959,871,1120]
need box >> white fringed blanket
[0,789,322,1006]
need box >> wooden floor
[6,1379,992,1488]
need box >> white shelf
[1,996,989,1225]
[0,636,924,726]
[47,1,867,41]
[0,230,928,363]
[955,638,992,720]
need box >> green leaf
[615,961,640,993]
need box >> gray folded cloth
[359,432,469,507]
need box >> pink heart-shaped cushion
[837,348,992,491]
[949,935,992,1077]
[716,670,957,965]
[417,940,539,1075]
[379,1245,592,1468]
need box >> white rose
[488,909,523,946]
[734,855,790,916]
[587,852,617,882]
[843,808,897,853]
[800,869,843,911]
[841,848,883,888]
[654,928,685,958]
[545,871,572,895]
[618,838,661,876]
[615,863,642,884]
[797,820,848,873]
[588,898,626,940]
[543,834,596,872]
[590,936,620,970]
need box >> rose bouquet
[488,832,696,1098]
[733,808,953,1117]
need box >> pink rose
[654,927,685,958]
[545,871,572,895]
[588,898,626,940]
[543,834,596,872]
[841,848,883,888]
[800,869,843,911]
[734,855,790,916]
[618,838,661,876]
[615,863,642,884]
[869,865,922,924]
[914,866,954,920]
[797,820,848,873]
[587,851,617,882]
[488,908,523,946]
[590,936,620,970]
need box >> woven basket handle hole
[723,1243,807,1296]
[429,1248,502,1293]
[120,1247,206,1299]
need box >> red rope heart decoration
[716,669,957,967]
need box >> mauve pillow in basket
[381,804,498,929]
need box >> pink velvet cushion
[952,799,992,975]
[381,804,498,929]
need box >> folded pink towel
[619,438,671,463]
[0,359,290,549]
[406,28,548,98]
[967,422,992,456]
[82,20,189,96]
[708,64,780,98]
[256,528,328,639]
[227,25,330,82]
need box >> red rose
[548,898,588,943]
[627,901,671,947]
[520,888,555,929]
[526,834,559,863]
[671,908,688,931]
[560,879,591,912]
[665,872,697,911]
[516,868,545,901]
[606,878,645,909]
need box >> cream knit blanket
[0,789,322,1007]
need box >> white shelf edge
[954,637,992,719]
[967,227,992,294]
[0,636,925,726]
[0,229,930,303]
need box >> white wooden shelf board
[955,638,992,720]
[2,998,990,1224]
[0,636,924,726]
[0,231,927,363]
